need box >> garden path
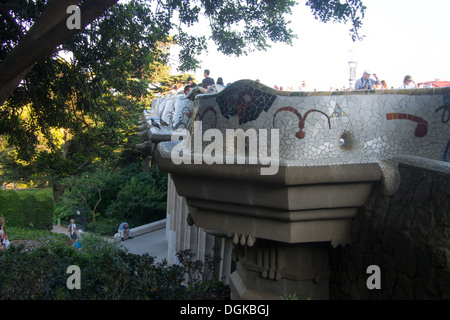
[50,224,168,262]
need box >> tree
[0,0,179,195]
[1,0,173,160]
[0,0,366,182]
[60,169,110,222]
[306,0,366,41]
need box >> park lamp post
[348,60,357,90]
[348,60,357,89]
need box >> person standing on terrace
[299,80,308,91]
[354,70,381,90]
[398,75,417,89]
[201,69,215,89]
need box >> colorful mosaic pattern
[273,107,331,139]
[169,96,193,130]
[386,113,428,138]
[216,85,276,124]
[188,80,450,164]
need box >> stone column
[165,174,232,284]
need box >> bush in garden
[176,249,231,300]
[105,176,166,224]
[104,163,167,224]
[0,189,53,230]
[85,218,121,236]
[55,162,168,230]
[0,233,189,300]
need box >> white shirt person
[398,75,417,89]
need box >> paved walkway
[118,227,168,262]
[51,225,168,263]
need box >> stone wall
[330,161,450,299]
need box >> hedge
[0,189,53,230]
[0,234,230,300]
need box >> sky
[168,0,450,91]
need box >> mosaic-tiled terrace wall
[190,80,450,166]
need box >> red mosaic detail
[386,113,428,138]
[273,107,331,139]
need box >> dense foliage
[0,233,229,300]
[0,188,53,229]
[56,161,168,235]
[0,0,193,194]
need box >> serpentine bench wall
[188,80,448,162]
[139,80,449,299]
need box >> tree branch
[0,0,119,106]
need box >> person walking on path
[68,219,79,247]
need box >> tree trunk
[0,0,119,105]
[52,181,65,203]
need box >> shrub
[57,162,168,230]
[0,189,53,230]
[19,191,54,229]
[0,233,189,300]
[176,249,230,300]
[85,218,121,236]
[105,176,166,224]
[104,163,168,224]
[0,190,23,226]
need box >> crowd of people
[169,69,227,96]
[353,70,418,91]
[274,71,422,92]
[171,68,437,97]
